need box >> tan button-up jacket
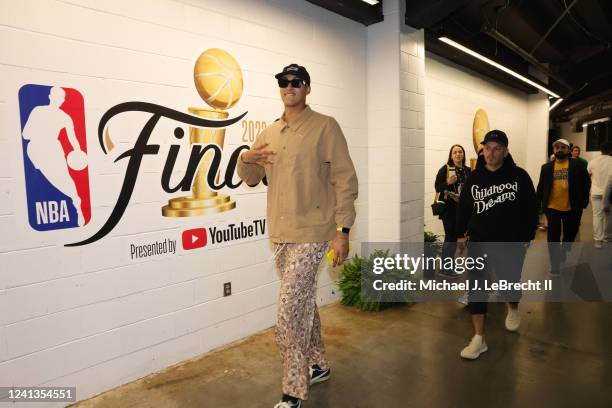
[237,106,358,243]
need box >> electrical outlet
[223,282,231,297]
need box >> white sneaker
[505,307,521,332]
[594,241,603,249]
[460,335,488,359]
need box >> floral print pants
[274,242,329,400]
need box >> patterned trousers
[274,242,329,400]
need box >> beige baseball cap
[552,138,570,147]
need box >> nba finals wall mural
[17,48,267,250]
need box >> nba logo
[18,84,91,231]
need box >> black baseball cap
[481,129,508,147]
[275,64,310,85]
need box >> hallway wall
[366,0,425,242]
[0,0,370,402]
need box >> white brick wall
[525,93,550,181]
[367,0,425,242]
[0,0,368,404]
[399,24,425,242]
[366,3,400,242]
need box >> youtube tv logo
[182,228,207,250]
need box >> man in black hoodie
[456,130,538,359]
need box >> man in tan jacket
[237,64,358,408]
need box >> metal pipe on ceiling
[482,26,574,93]
[529,0,579,55]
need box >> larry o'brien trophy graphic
[471,108,490,170]
[162,48,243,217]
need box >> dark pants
[545,208,583,270]
[467,243,528,315]
[441,205,457,270]
[545,208,583,243]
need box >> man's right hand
[241,143,276,165]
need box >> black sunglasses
[277,78,307,88]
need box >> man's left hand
[331,232,349,267]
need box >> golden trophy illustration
[162,48,243,217]
[471,108,490,170]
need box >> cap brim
[275,72,308,82]
[481,139,507,146]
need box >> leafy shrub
[337,249,412,311]
[424,230,439,242]
[424,230,442,256]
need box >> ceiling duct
[482,27,574,93]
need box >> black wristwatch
[336,226,350,234]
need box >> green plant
[424,230,439,242]
[424,230,442,256]
[337,249,412,311]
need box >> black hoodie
[456,154,537,242]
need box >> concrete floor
[73,210,612,408]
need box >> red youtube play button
[182,228,207,250]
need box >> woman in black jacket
[434,144,471,277]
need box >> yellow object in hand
[327,245,351,264]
